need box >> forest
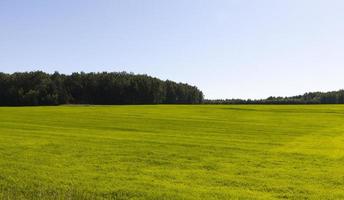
[0,71,204,106]
[2,71,344,106]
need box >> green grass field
[0,105,343,199]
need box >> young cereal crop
[0,105,343,199]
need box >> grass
[0,105,343,199]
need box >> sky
[1,0,344,99]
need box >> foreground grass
[0,105,343,199]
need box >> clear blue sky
[1,0,344,99]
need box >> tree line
[0,71,204,106]
[204,90,344,104]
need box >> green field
[0,105,343,199]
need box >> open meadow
[0,105,343,199]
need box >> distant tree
[205,90,344,105]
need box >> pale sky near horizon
[1,0,344,99]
